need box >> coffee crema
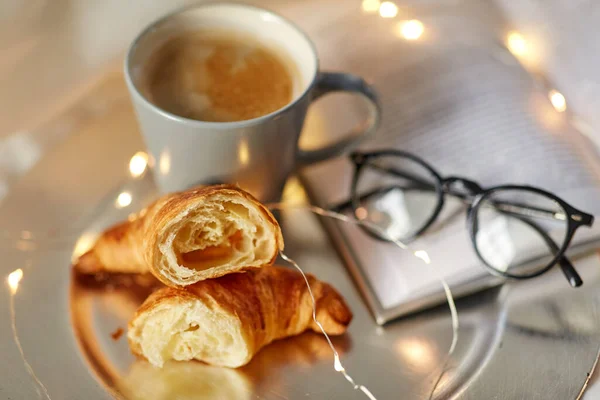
[142,30,295,122]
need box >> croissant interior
[132,296,247,368]
[154,191,281,286]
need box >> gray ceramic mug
[125,2,380,202]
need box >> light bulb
[398,20,424,40]
[129,151,149,178]
[549,89,567,112]
[8,269,23,294]
[506,31,528,57]
[362,0,381,13]
[116,192,133,208]
[379,1,398,18]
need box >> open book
[299,0,600,324]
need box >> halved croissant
[128,265,352,368]
[74,185,283,287]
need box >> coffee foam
[142,29,300,122]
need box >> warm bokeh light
[281,177,309,204]
[8,269,23,295]
[395,338,437,372]
[414,250,431,264]
[129,151,149,178]
[72,232,98,260]
[159,151,171,175]
[549,89,567,112]
[379,1,398,18]
[116,192,133,208]
[238,140,250,166]
[362,0,381,13]
[506,31,528,57]
[355,207,368,220]
[15,240,34,252]
[398,20,424,40]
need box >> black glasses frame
[341,150,595,287]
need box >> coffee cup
[125,2,380,202]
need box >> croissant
[128,265,352,368]
[74,185,283,287]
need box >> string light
[129,151,149,178]
[379,1,398,18]
[280,250,377,400]
[116,192,133,209]
[397,20,424,40]
[7,269,23,295]
[362,0,381,13]
[355,207,368,220]
[506,31,528,57]
[549,89,567,112]
[159,151,171,175]
[414,250,430,264]
[8,269,51,398]
[395,338,437,372]
[238,139,250,166]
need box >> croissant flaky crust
[127,265,352,368]
[74,185,284,287]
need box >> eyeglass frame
[333,149,595,288]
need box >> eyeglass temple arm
[558,254,583,287]
[491,201,593,226]
[499,211,583,287]
[370,163,593,225]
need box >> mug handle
[297,71,381,165]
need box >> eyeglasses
[332,150,594,287]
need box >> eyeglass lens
[472,188,569,277]
[352,154,441,241]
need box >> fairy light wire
[270,202,460,399]
[7,271,52,400]
[279,251,377,400]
